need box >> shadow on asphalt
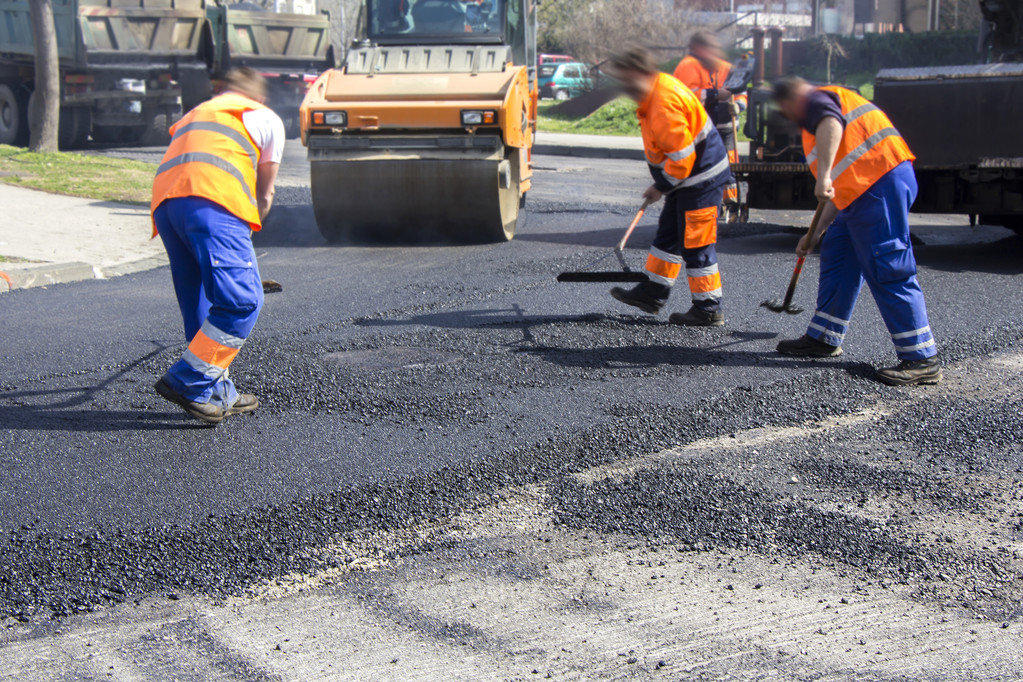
[0,343,208,432]
[521,343,875,377]
[913,235,1023,275]
[0,405,205,432]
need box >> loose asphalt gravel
[1,147,1022,661]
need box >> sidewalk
[533,131,750,161]
[0,184,166,293]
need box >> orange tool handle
[616,198,654,252]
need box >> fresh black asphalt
[1,153,1022,621]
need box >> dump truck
[203,1,334,138]
[736,3,1023,232]
[0,0,212,148]
[299,0,538,243]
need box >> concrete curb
[0,253,168,294]
[532,143,646,161]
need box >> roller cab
[300,0,537,243]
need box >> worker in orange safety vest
[606,47,733,327]
[674,30,747,222]
[151,67,285,423]
[772,76,941,386]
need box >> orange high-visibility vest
[151,92,267,231]
[802,86,915,210]
[673,56,729,100]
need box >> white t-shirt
[240,105,286,165]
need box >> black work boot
[875,357,943,386]
[610,283,666,315]
[225,393,260,417]
[154,377,225,425]
[776,334,843,358]
[669,305,724,327]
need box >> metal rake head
[760,299,805,315]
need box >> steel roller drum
[310,151,521,244]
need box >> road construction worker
[772,76,941,386]
[674,30,747,221]
[151,67,285,423]
[606,47,732,327]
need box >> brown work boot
[669,306,724,327]
[154,377,225,425]
[776,334,843,358]
[225,393,260,417]
[875,357,943,386]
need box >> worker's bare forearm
[813,201,838,240]
[814,117,843,180]
[256,162,280,222]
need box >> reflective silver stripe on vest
[844,102,879,125]
[831,127,902,180]
[806,103,885,170]
[157,152,258,207]
[680,155,730,188]
[170,120,258,170]
[665,119,715,163]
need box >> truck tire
[138,112,171,147]
[0,83,29,147]
[57,107,91,150]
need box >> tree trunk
[28,0,60,152]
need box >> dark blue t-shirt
[800,89,845,134]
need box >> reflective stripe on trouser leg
[166,320,247,407]
[723,147,738,206]
[842,162,937,361]
[682,243,722,312]
[159,197,263,408]
[722,183,738,205]
[808,215,863,348]
[645,246,683,286]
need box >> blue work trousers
[807,161,937,361]
[155,197,263,408]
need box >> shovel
[557,198,652,283]
[760,201,827,314]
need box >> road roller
[300,0,538,243]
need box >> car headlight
[312,111,347,126]
[461,109,496,126]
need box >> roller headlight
[312,111,347,126]
[461,109,496,126]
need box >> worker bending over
[773,76,941,386]
[607,47,732,327]
[151,67,285,423]
[674,30,746,221]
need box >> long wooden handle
[615,198,654,252]
[782,201,829,307]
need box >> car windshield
[368,0,507,41]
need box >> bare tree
[28,0,60,152]
[546,0,696,65]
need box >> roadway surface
[1,144,1022,679]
